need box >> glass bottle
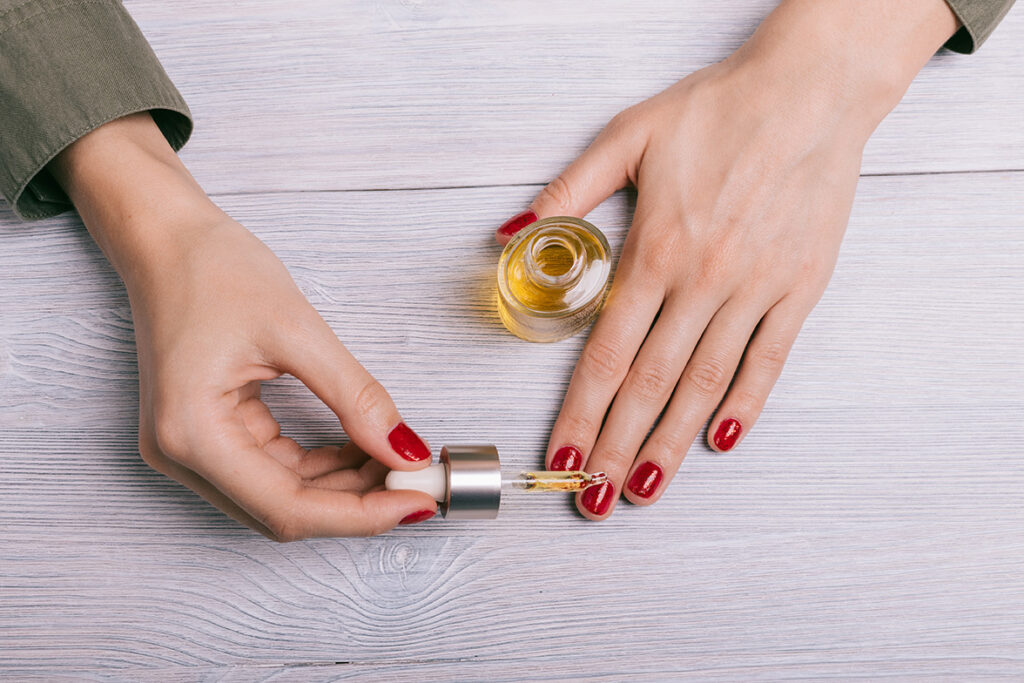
[496,216,611,342]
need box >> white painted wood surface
[2,1,1023,679]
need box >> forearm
[727,0,959,136]
[47,113,220,287]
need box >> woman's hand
[51,114,438,538]
[497,0,957,519]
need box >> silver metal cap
[439,445,501,519]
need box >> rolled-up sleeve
[0,0,192,220]
[944,0,1017,53]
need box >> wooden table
[3,2,1022,679]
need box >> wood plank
[117,0,1024,196]
[1,172,1022,674]
[2,174,1022,425]
[15,654,1024,682]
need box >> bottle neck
[523,227,585,290]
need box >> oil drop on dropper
[385,445,606,519]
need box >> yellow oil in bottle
[497,216,611,342]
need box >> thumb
[496,110,644,245]
[271,315,433,471]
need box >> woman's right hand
[50,113,438,539]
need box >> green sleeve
[944,0,1017,53]
[0,0,192,221]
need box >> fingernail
[388,422,431,461]
[550,445,583,471]
[713,418,742,451]
[580,481,614,516]
[627,462,663,499]
[399,509,436,525]
[497,210,538,240]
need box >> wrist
[727,0,958,136]
[48,113,221,286]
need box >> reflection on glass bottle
[497,216,611,342]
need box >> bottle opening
[536,243,574,277]
[525,228,584,288]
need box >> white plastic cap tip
[385,463,447,502]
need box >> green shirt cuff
[0,0,192,221]
[943,0,1016,53]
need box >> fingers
[306,455,390,493]
[236,383,381,479]
[706,297,807,453]
[146,391,433,539]
[567,293,809,521]
[140,445,277,538]
[175,415,437,540]
[575,295,733,519]
[544,276,666,473]
[616,301,761,513]
[269,314,432,471]
[496,108,646,245]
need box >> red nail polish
[713,418,742,451]
[580,481,614,516]
[627,462,663,499]
[497,210,538,240]
[399,509,435,525]
[388,423,431,461]
[550,445,583,471]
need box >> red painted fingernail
[627,462,663,499]
[497,210,538,241]
[580,481,614,516]
[550,445,583,471]
[388,422,431,461]
[713,418,742,451]
[399,509,435,525]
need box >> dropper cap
[440,444,502,519]
[384,444,501,520]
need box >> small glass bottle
[496,216,611,342]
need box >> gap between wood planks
[199,167,1024,199]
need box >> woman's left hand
[495,0,957,519]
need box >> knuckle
[607,107,641,136]
[754,339,789,373]
[579,338,627,383]
[638,244,678,279]
[624,359,677,403]
[645,430,686,460]
[353,378,392,423]
[559,414,597,442]
[793,255,832,293]
[153,409,191,462]
[264,512,305,544]
[598,444,637,468]
[696,246,731,281]
[138,440,168,474]
[729,387,763,414]
[682,357,730,399]
[538,175,574,214]
[797,254,824,280]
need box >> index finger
[497,107,646,245]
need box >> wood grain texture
[2,170,1023,678]
[3,0,1024,678]
[120,0,1024,196]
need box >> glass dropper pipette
[503,470,608,492]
